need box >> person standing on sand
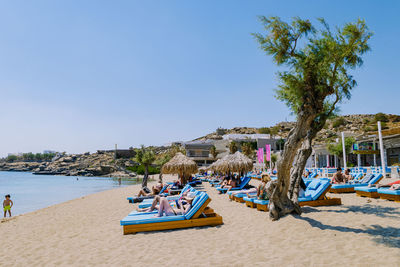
[118,177,122,186]
[3,194,13,218]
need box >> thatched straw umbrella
[161,152,198,184]
[214,151,253,174]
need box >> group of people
[332,168,353,184]
[135,187,195,217]
[217,174,241,193]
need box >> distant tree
[374,112,389,122]
[22,152,35,161]
[134,145,156,188]
[259,127,270,134]
[34,153,43,161]
[270,153,278,170]
[6,155,17,162]
[254,16,372,220]
[241,142,254,158]
[327,137,355,165]
[210,145,218,159]
[269,126,280,139]
[229,141,238,154]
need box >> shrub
[374,113,389,122]
[126,165,160,175]
[332,117,346,128]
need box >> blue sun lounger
[120,191,223,234]
[216,177,251,194]
[137,185,193,209]
[377,188,400,202]
[244,179,341,211]
[355,187,379,198]
[330,174,383,193]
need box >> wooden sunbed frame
[123,198,223,235]
[245,199,257,208]
[256,185,342,212]
[329,176,383,193]
[355,190,379,198]
[378,192,400,202]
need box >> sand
[0,175,399,266]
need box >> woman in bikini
[137,192,196,217]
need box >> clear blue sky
[0,0,399,156]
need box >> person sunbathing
[231,187,257,197]
[137,182,164,197]
[389,183,400,190]
[332,168,346,184]
[254,174,272,200]
[344,169,352,181]
[137,192,195,217]
[302,170,311,179]
[222,177,238,193]
[369,180,400,188]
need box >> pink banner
[260,148,264,163]
[265,144,271,161]
[257,148,263,163]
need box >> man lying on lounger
[233,174,272,199]
[368,180,400,189]
[136,182,164,197]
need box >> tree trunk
[288,116,330,208]
[268,109,316,220]
[288,134,314,207]
[142,165,149,188]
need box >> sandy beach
[0,175,399,266]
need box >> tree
[259,127,270,134]
[229,141,238,154]
[242,142,254,158]
[134,145,156,188]
[270,153,278,170]
[6,155,17,162]
[254,16,372,220]
[327,137,355,165]
[210,145,218,159]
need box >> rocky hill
[0,151,137,178]
[196,113,400,144]
[1,113,398,177]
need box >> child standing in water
[3,194,13,218]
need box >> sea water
[0,171,138,216]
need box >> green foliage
[6,155,17,162]
[254,17,372,116]
[259,126,280,137]
[155,144,186,166]
[241,142,254,158]
[374,113,388,122]
[134,145,156,174]
[258,127,270,134]
[210,145,218,159]
[332,117,346,128]
[327,137,355,156]
[229,141,238,154]
[4,152,55,162]
[126,165,160,175]
[270,153,278,169]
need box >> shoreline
[0,176,399,266]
